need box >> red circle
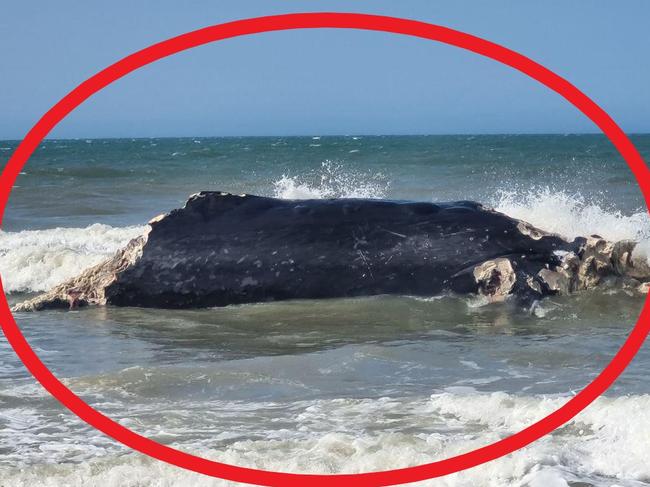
[1,12,649,486]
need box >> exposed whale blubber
[13,192,650,312]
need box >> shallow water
[1,135,649,486]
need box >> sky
[1,1,649,139]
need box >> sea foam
[1,392,649,486]
[272,160,389,200]
[492,186,650,263]
[0,224,145,293]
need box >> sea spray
[491,186,650,264]
[272,160,389,199]
[492,186,650,243]
[0,224,145,293]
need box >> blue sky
[1,1,648,138]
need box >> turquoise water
[0,135,649,486]
[3,134,647,230]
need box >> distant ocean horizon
[4,131,650,141]
[1,134,649,486]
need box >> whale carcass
[13,192,650,311]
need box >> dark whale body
[17,192,647,313]
[104,192,571,308]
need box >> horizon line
[2,132,650,143]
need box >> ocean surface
[1,135,649,486]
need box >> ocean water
[0,134,649,486]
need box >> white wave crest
[2,392,650,486]
[0,224,145,293]
[492,186,650,262]
[273,160,389,199]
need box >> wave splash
[491,186,650,263]
[272,160,390,199]
[0,224,145,293]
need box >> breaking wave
[491,186,650,262]
[493,186,650,243]
[1,391,650,486]
[272,160,390,199]
[0,224,145,293]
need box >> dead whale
[12,192,650,311]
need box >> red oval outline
[1,12,649,487]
